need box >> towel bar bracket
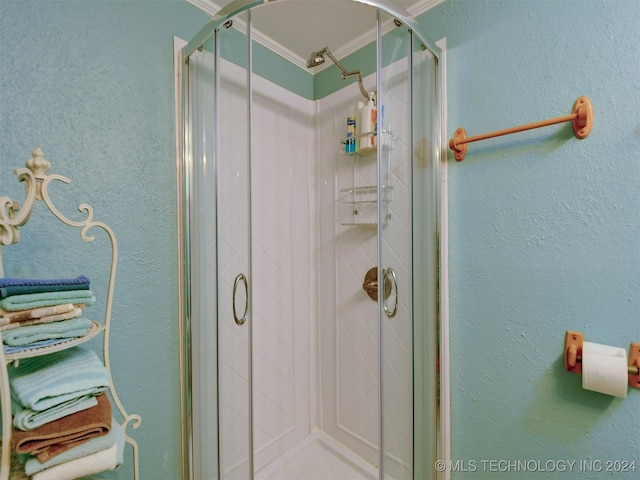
[571,96,593,139]
[450,128,467,162]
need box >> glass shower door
[216,13,253,480]
[377,10,413,479]
[183,32,220,480]
[183,16,253,479]
[411,37,440,480]
[377,11,440,480]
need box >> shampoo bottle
[361,93,377,149]
[345,106,356,153]
[355,101,364,152]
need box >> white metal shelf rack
[338,130,396,227]
[0,149,141,480]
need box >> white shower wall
[317,64,414,475]
[216,63,317,472]
[200,56,317,478]
[215,58,413,475]
[249,74,315,471]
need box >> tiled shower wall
[249,77,315,471]
[215,60,316,474]
[214,58,413,475]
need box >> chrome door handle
[383,268,398,318]
[232,273,248,325]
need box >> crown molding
[408,0,445,17]
[185,0,308,68]
[184,0,444,71]
[185,0,218,17]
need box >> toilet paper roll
[582,341,628,398]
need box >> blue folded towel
[9,346,109,412]
[0,276,90,288]
[4,338,78,354]
[12,392,98,431]
[0,290,95,312]
[1,316,92,346]
[23,417,124,475]
[0,275,90,299]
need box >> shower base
[256,431,378,480]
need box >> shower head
[306,48,328,69]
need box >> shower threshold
[255,431,378,480]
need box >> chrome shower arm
[342,70,371,102]
[323,48,373,102]
[323,48,347,75]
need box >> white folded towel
[32,442,117,480]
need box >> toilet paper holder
[564,330,640,389]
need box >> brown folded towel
[0,303,81,327]
[13,393,112,462]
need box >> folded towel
[12,392,98,431]
[1,283,89,299]
[9,346,109,412]
[0,303,78,326]
[32,441,118,480]
[0,275,90,288]
[13,393,112,462]
[3,338,81,354]
[24,417,124,475]
[2,316,92,347]
[0,290,95,312]
[0,303,84,330]
[0,275,90,299]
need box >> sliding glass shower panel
[378,10,414,480]
[411,37,440,480]
[217,12,253,480]
[184,33,219,480]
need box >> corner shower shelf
[344,146,377,156]
[338,128,396,227]
[0,149,141,480]
[338,185,393,226]
[341,129,396,156]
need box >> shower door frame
[177,1,449,479]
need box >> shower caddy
[0,149,141,480]
[338,111,396,228]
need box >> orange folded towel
[13,393,112,462]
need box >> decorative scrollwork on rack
[0,197,22,246]
[0,149,44,246]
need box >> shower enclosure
[178,1,443,478]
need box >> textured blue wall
[1,1,638,479]
[0,1,208,478]
[418,1,640,478]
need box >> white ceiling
[187,0,442,70]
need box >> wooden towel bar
[449,96,593,161]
